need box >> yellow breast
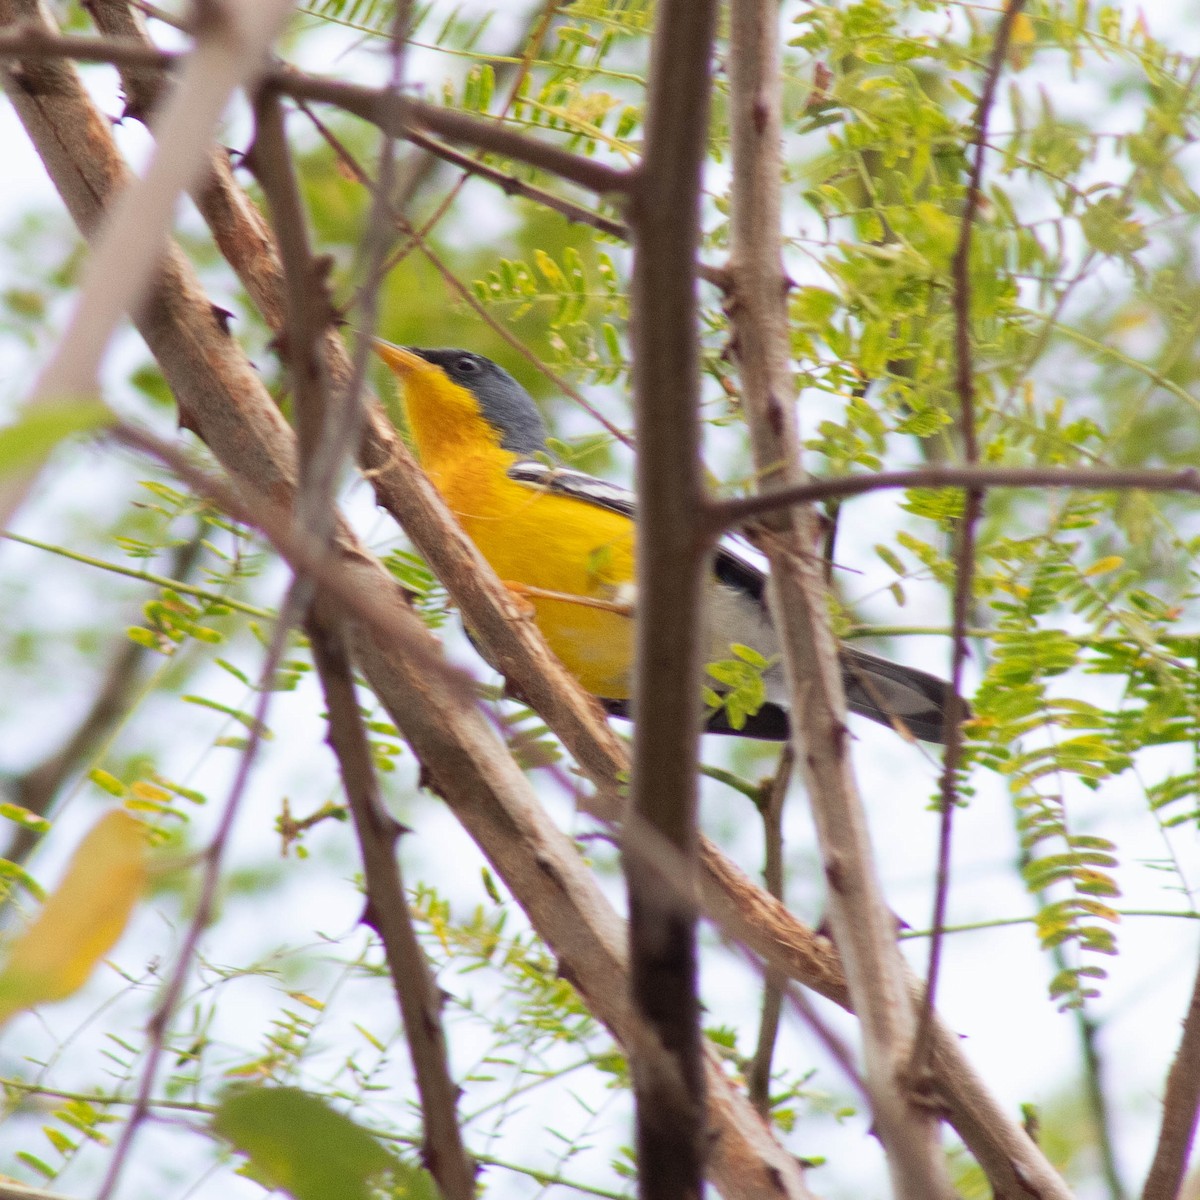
[432,450,637,698]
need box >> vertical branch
[724,1,952,1195]
[914,0,1027,1069]
[1141,949,1200,1200]
[624,1,719,1196]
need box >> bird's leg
[499,580,540,620]
[501,581,634,618]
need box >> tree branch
[709,464,1200,533]
[1142,948,1200,1200]
[622,0,719,1194]
[281,73,631,198]
[725,0,951,1194]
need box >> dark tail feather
[839,646,962,744]
[604,650,963,744]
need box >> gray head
[408,347,549,457]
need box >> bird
[374,342,959,743]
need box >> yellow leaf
[1085,555,1124,576]
[1006,12,1037,70]
[0,811,149,1024]
[129,781,171,803]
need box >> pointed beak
[372,340,426,378]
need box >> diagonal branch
[279,73,630,197]
[0,28,630,197]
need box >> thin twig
[1080,1011,1128,1200]
[0,24,168,67]
[110,422,470,701]
[709,463,1200,534]
[0,530,273,620]
[2,528,206,863]
[93,580,306,1200]
[286,100,636,450]
[747,746,792,1116]
[911,0,1026,1077]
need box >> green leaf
[0,399,112,477]
[212,1086,401,1200]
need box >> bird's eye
[457,357,479,373]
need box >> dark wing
[507,461,768,602]
[507,460,637,517]
[506,461,959,743]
